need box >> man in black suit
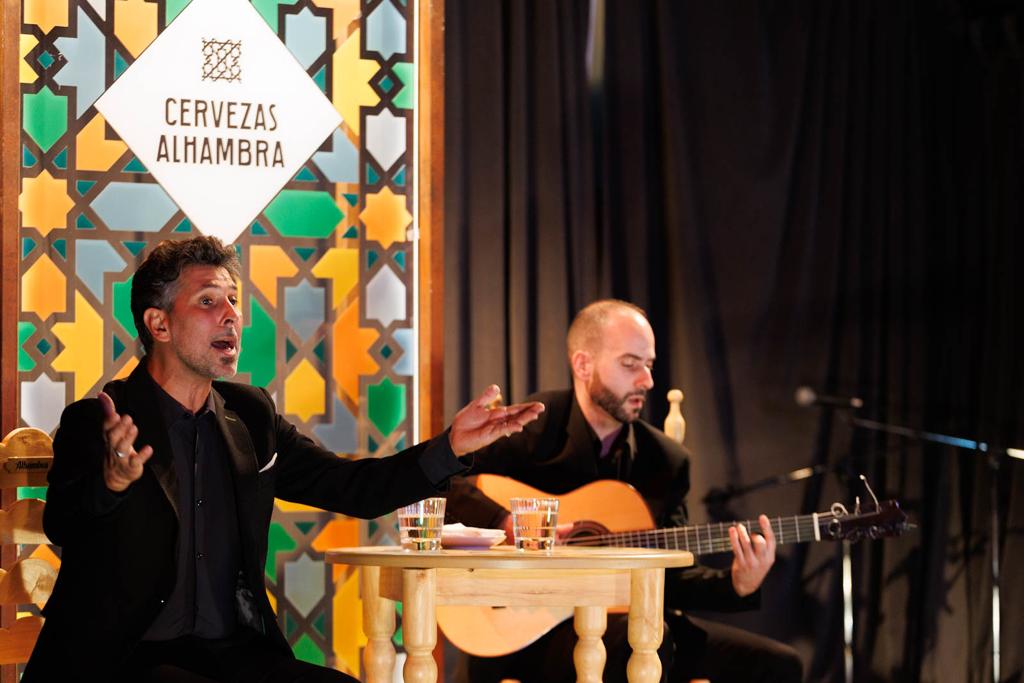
[446,299,802,683]
[24,236,543,682]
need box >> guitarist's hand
[729,514,776,597]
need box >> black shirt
[142,374,242,640]
[565,398,636,481]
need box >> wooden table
[325,545,693,683]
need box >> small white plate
[441,524,506,549]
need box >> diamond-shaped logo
[94,0,341,244]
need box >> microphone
[794,386,864,410]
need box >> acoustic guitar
[437,474,909,657]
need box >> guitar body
[436,475,655,657]
[437,474,909,657]
[476,474,656,532]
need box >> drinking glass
[397,497,446,551]
[510,497,559,551]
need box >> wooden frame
[1,2,23,677]
[416,2,446,672]
[418,0,445,440]
[1,0,19,441]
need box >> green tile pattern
[23,87,68,152]
[392,62,415,109]
[312,612,326,637]
[122,241,146,256]
[113,50,130,79]
[124,156,147,172]
[266,522,297,581]
[292,634,325,666]
[112,276,138,339]
[17,487,48,501]
[252,0,301,33]
[264,190,344,238]
[166,0,191,23]
[368,377,406,437]
[294,166,317,182]
[239,297,276,387]
[18,322,36,372]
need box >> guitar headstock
[820,500,910,542]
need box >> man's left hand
[729,514,777,597]
[449,385,544,455]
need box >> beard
[589,370,646,423]
[175,343,238,380]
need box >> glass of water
[510,497,559,551]
[397,497,446,551]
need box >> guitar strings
[563,512,838,553]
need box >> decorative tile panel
[18,0,422,675]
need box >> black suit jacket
[445,389,757,613]
[25,363,459,680]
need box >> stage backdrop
[6,0,442,677]
[443,2,1022,682]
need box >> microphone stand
[700,409,1018,683]
[702,464,834,521]
[846,414,1016,683]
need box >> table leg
[574,605,607,682]
[626,568,664,683]
[360,566,396,683]
[402,568,438,683]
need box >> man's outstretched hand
[98,391,154,493]
[448,385,544,456]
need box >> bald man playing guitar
[445,300,802,683]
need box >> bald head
[567,300,656,430]
[566,299,649,360]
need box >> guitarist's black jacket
[446,389,758,612]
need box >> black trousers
[118,629,357,683]
[454,613,802,683]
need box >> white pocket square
[258,452,277,473]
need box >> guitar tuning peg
[859,474,881,510]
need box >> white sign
[95,0,342,244]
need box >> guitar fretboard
[565,512,831,555]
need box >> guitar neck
[566,513,826,556]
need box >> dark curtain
[443,1,1024,681]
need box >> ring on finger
[115,450,127,458]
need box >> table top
[325,545,694,570]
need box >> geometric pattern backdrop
[17,0,419,675]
